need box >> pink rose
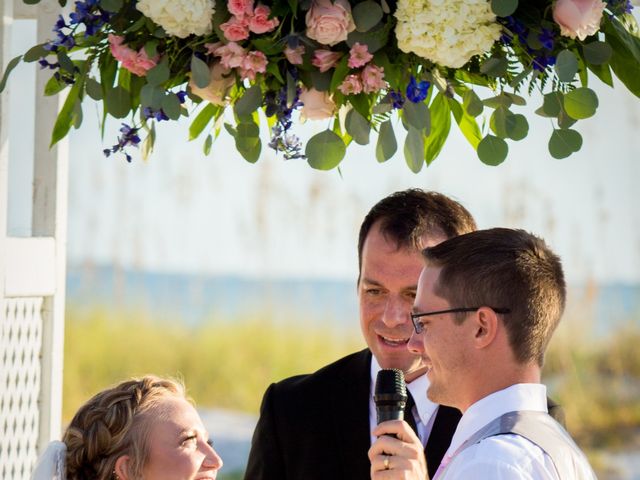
[361,64,387,93]
[228,0,254,17]
[284,45,305,65]
[220,16,250,42]
[249,4,279,34]
[305,0,356,46]
[299,88,336,121]
[108,34,158,77]
[338,74,363,95]
[553,0,606,41]
[348,42,373,69]
[189,62,235,106]
[240,50,267,80]
[213,42,247,69]
[312,49,343,73]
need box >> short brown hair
[423,228,566,366]
[357,189,476,280]
[63,376,186,480]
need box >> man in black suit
[244,190,562,479]
[245,190,477,480]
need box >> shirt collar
[447,383,549,456]
[370,356,439,426]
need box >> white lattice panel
[0,298,43,480]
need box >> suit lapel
[332,349,372,480]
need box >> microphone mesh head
[375,368,406,396]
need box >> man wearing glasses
[369,228,595,479]
[246,189,564,480]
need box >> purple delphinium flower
[389,89,405,109]
[406,76,430,103]
[538,28,555,51]
[103,123,141,163]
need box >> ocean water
[66,265,639,334]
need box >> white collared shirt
[439,384,560,480]
[369,356,439,446]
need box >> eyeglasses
[410,307,511,334]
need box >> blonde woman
[32,375,222,480]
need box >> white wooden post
[0,1,67,478]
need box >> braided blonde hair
[62,375,185,480]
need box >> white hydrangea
[394,0,502,69]
[137,0,215,39]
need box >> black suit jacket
[244,349,460,480]
[244,348,565,480]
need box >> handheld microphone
[374,368,407,424]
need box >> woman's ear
[114,455,131,480]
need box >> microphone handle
[376,404,405,424]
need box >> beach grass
[63,305,364,419]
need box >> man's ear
[473,307,498,349]
[114,455,132,480]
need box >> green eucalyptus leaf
[235,122,261,163]
[563,87,598,119]
[106,86,131,118]
[85,77,103,100]
[404,127,424,173]
[306,130,346,170]
[376,120,397,162]
[541,92,563,117]
[146,60,170,86]
[477,135,508,166]
[548,129,582,159]
[57,52,75,74]
[558,109,577,129]
[101,0,124,12]
[203,134,213,155]
[424,93,451,165]
[402,101,430,132]
[50,82,81,147]
[345,109,371,145]
[141,124,156,161]
[463,90,483,117]
[224,123,237,137]
[161,94,182,120]
[490,107,514,139]
[353,1,384,32]
[503,92,527,106]
[449,98,482,149]
[140,84,165,109]
[23,0,41,4]
[44,74,67,96]
[482,93,512,109]
[330,56,350,92]
[345,17,392,53]
[72,98,83,129]
[583,41,613,65]
[480,57,508,77]
[491,0,518,17]
[191,55,211,89]
[587,62,613,87]
[189,103,218,140]
[24,44,49,62]
[555,50,579,82]
[234,85,263,119]
[143,40,159,58]
[509,114,529,141]
[310,69,332,92]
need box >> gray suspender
[437,411,596,479]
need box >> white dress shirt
[439,383,560,480]
[369,356,439,446]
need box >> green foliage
[306,130,346,170]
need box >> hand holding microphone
[369,369,427,479]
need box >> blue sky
[7,18,640,285]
